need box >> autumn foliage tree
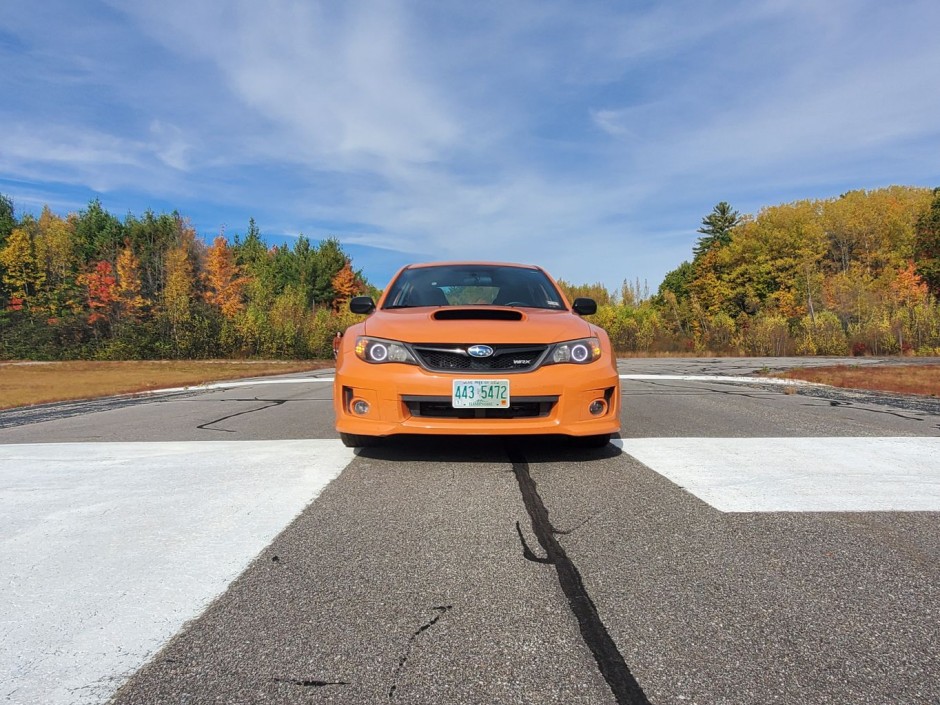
[5,186,940,361]
[79,261,118,326]
[647,187,938,355]
[204,235,247,317]
[161,243,194,355]
[115,245,147,320]
[31,210,81,322]
[0,227,44,311]
[330,260,362,310]
[914,188,940,296]
[0,194,375,360]
[556,280,613,306]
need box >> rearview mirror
[349,296,376,314]
[572,297,597,316]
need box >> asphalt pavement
[1,358,938,705]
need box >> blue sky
[2,0,939,292]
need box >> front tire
[340,432,379,448]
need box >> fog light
[352,399,370,415]
[589,400,606,416]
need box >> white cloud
[0,119,205,195]
[106,0,460,171]
[587,0,940,187]
[148,121,192,171]
[2,0,939,290]
[2,123,139,169]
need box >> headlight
[354,336,418,364]
[547,337,602,365]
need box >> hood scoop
[433,308,524,321]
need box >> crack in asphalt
[515,520,552,564]
[196,399,288,432]
[388,605,453,700]
[272,677,350,687]
[625,377,940,423]
[0,394,179,429]
[155,658,351,691]
[0,392,329,431]
[623,378,782,401]
[806,398,925,421]
[507,445,652,705]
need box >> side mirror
[572,297,597,316]
[349,296,376,314]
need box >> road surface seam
[387,605,453,700]
[506,444,652,705]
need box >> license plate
[452,379,510,408]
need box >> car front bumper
[334,359,621,438]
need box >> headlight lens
[548,337,602,365]
[354,336,418,364]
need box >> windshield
[382,265,566,310]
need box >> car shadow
[352,434,623,464]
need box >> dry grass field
[776,364,940,397]
[3,359,939,412]
[0,360,333,410]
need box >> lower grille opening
[404,396,557,419]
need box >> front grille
[404,396,557,419]
[412,344,548,372]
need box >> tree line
[556,186,940,356]
[0,197,370,359]
[3,185,939,360]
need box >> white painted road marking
[4,434,938,704]
[619,374,817,386]
[160,372,807,395]
[0,440,354,705]
[615,437,940,512]
[148,372,796,396]
[150,376,335,394]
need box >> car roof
[402,261,542,271]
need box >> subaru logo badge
[467,344,494,358]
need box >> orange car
[333,262,620,447]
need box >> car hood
[362,307,593,344]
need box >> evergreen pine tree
[693,201,741,260]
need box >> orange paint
[333,262,620,446]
